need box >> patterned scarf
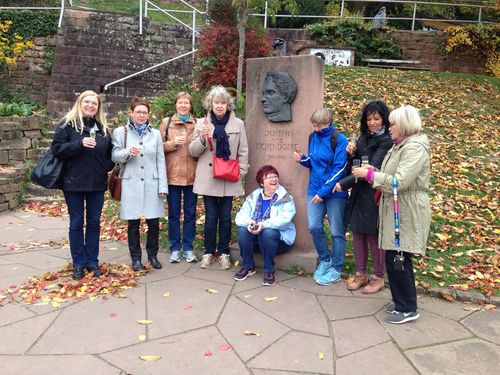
[251,192,278,223]
[129,117,149,136]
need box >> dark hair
[360,100,390,134]
[265,71,298,103]
[130,97,150,112]
[256,165,280,186]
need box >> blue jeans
[167,185,197,252]
[237,226,289,273]
[64,191,105,268]
[307,196,347,271]
[203,195,233,255]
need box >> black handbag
[31,149,64,189]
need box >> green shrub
[207,0,237,26]
[151,82,206,121]
[0,10,59,38]
[306,19,402,64]
[273,0,325,28]
[0,101,38,116]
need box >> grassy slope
[324,66,499,296]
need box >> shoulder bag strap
[164,116,172,141]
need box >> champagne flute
[361,156,369,167]
[353,159,361,182]
[90,129,96,140]
[349,132,359,146]
[295,145,302,156]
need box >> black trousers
[385,250,417,313]
[128,218,159,261]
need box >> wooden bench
[362,58,430,71]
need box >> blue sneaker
[313,260,332,281]
[315,267,341,286]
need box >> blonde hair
[388,105,422,136]
[310,107,333,124]
[62,90,108,135]
[203,85,234,112]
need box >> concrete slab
[146,276,231,339]
[30,286,146,354]
[0,303,35,327]
[376,309,473,349]
[0,264,41,289]
[318,295,388,321]
[0,251,68,270]
[1,354,120,375]
[185,265,236,286]
[331,316,390,357]
[336,341,418,375]
[138,257,191,284]
[27,229,68,243]
[348,285,392,300]
[237,285,330,336]
[252,371,320,375]
[0,311,59,354]
[218,296,290,361]
[101,326,251,375]
[248,331,334,374]
[406,338,500,375]
[280,276,354,297]
[461,309,500,344]
[232,271,296,294]
[418,296,476,321]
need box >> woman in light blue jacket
[112,98,168,271]
[234,165,296,286]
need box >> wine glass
[90,129,96,140]
[361,156,369,167]
[353,159,361,182]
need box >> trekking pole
[392,176,400,248]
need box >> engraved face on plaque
[261,71,297,123]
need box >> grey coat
[111,123,168,220]
[188,111,249,197]
[373,133,431,255]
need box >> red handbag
[206,119,240,182]
[374,189,382,206]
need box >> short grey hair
[203,85,235,112]
[310,107,333,124]
[389,105,422,136]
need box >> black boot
[146,218,161,269]
[86,265,102,277]
[73,266,84,280]
[132,259,144,271]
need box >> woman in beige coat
[189,85,249,270]
[354,105,430,324]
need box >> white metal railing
[252,0,497,31]
[0,0,72,28]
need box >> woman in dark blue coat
[51,90,114,280]
[336,100,393,293]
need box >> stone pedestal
[244,55,324,272]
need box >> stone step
[25,182,63,197]
[24,195,66,204]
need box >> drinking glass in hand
[361,156,369,167]
[349,133,359,146]
[90,129,96,140]
[353,159,361,182]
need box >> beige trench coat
[188,111,249,197]
[372,133,431,255]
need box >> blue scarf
[177,113,190,123]
[251,192,278,223]
[129,117,149,136]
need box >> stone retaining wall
[0,116,44,166]
[0,164,27,212]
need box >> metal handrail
[0,0,70,28]
[251,0,497,31]
[103,49,197,91]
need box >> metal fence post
[58,0,65,28]
[478,7,482,24]
[145,0,148,18]
[139,0,143,34]
[340,0,345,18]
[411,2,417,31]
[192,9,196,50]
[264,1,268,29]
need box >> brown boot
[347,272,369,291]
[362,275,385,294]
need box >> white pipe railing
[104,49,197,91]
[1,0,69,28]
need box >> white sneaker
[200,254,213,269]
[183,250,197,263]
[169,251,181,263]
[219,254,232,270]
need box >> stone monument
[244,55,325,272]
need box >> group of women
[51,87,430,323]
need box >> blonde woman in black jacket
[51,90,114,280]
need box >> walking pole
[392,176,404,270]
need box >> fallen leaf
[243,294,252,298]
[234,260,240,267]
[318,352,325,360]
[183,304,192,310]
[204,351,213,357]
[264,296,278,302]
[244,330,261,337]
[440,292,455,302]
[220,344,231,351]
[138,334,147,341]
[109,312,118,318]
[139,355,161,361]
[484,304,496,311]
[463,306,481,312]
[136,319,154,325]
[163,291,170,298]
[206,288,218,294]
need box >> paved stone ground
[0,209,499,375]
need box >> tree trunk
[236,5,248,105]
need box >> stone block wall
[0,164,27,212]
[0,116,44,166]
[1,36,56,105]
[47,10,194,117]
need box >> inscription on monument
[254,129,300,153]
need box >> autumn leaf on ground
[264,296,278,302]
[244,330,261,337]
[206,288,218,294]
[440,292,455,302]
[484,304,497,311]
[463,306,481,312]
[204,351,213,357]
[163,291,170,298]
[183,303,192,310]
[220,344,231,351]
[136,319,154,325]
[318,352,325,360]
[109,312,118,318]
[138,335,147,341]
[139,355,161,361]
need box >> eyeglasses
[264,175,279,180]
[134,111,149,116]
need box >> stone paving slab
[418,297,476,321]
[336,341,418,375]
[280,276,354,297]
[101,326,251,375]
[218,296,290,361]
[0,251,68,270]
[318,295,388,321]
[247,331,334,374]
[461,309,500,344]
[406,338,500,375]
[1,355,120,375]
[0,302,36,327]
[376,309,473,349]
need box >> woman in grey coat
[112,98,168,271]
[189,85,249,270]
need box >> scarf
[368,126,386,137]
[177,113,190,123]
[251,192,278,223]
[129,117,149,136]
[211,111,231,160]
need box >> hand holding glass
[353,159,361,182]
[90,129,96,140]
[361,156,369,167]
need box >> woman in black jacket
[335,100,393,293]
[51,90,114,280]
